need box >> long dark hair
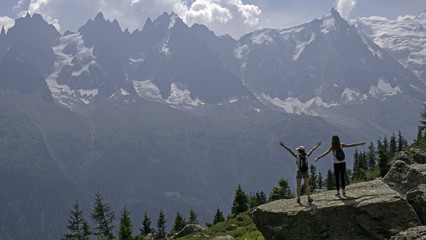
[331,135,341,151]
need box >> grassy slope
[176,212,264,240]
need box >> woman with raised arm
[315,135,365,197]
[280,141,321,204]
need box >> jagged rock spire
[0,26,5,37]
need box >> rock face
[382,160,426,195]
[409,148,426,164]
[390,226,426,240]
[406,184,426,225]
[252,180,420,240]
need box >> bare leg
[304,177,313,203]
[304,177,311,198]
[296,178,302,201]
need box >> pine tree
[309,164,317,191]
[256,191,267,205]
[155,210,167,240]
[231,184,248,216]
[172,212,186,234]
[360,151,367,170]
[326,169,335,190]
[417,127,423,143]
[139,213,154,236]
[91,192,115,240]
[390,133,397,155]
[358,151,368,180]
[268,178,294,201]
[398,130,409,151]
[345,169,352,186]
[352,149,360,181]
[118,207,133,240]
[367,142,376,170]
[383,137,389,152]
[188,208,198,225]
[248,191,267,208]
[212,208,225,225]
[317,172,324,189]
[63,200,91,240]
[377,140,390,177]
[82,221,91,240]
[419,104,426,134]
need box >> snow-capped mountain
[351,12,426,83]
[44,12,253,111]
[235,8,425,115]
[0,8,423,140]
[0,9,423,141]
[4,9,423,114]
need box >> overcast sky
[0,0,425,39]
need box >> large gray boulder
[382,160,426,195]
[409,148,426,164]
[393,151,415,165]
[406,184,426,225]
[252,180,420,240]
[173,224,206,239]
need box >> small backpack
[298,154,308,172]
[334,148,345,161]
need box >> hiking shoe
[342,191,346,197]
[296,198,300,204]
[308,197,313,203]
[335,192,340,197]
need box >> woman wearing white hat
[280,141,321,204]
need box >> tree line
[63,191,205,240]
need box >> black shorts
[296,170,309,179]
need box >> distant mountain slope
[351,12,426,82]
[0,87,349,240]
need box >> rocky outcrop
[382,148,426,226]
[390,226,426,240]
[406,184,426,225]
[382,160,426,195]
[173,224,206,239]
[409,148,426,164]
[252,180,420,240]
[394,151,415,165]
[252,148,426,239]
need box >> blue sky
[0,0,425,38]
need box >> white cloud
[0,16,15,32]
[182,0,261,37]
[184,0,233,24]
[335,0,357,19]
[22,0,261,38]
[13,0,26,11]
